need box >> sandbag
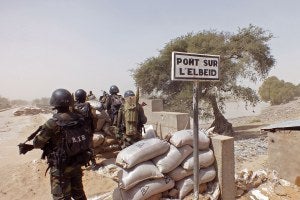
[145,193,162,200]
[152,145,193,173]
[92,133,105,147]
[181,149,215,170]
[169,129,210,150]
[119,177,175,200]
[143,124,157,139]
[118,161,164,190]
[116,138,170,169]
[87,99,102,110]
[176,166,216,199]
[167,166,193,181]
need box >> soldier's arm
[33,119,58,149]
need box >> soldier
[87,90,96,100]
[117,90,147,148]
[74,89,97,168]
[101,85,123,126]
[29,89,90,200]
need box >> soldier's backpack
[48,113,93,168]
[123,96,139,136]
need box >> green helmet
[50,88,73,108]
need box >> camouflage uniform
[117,102,147,147]
[33,112,87,200]
[102,94,123,126]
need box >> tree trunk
[209,95,234,136]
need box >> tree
[133,25,275,135]
[259,76,297,105]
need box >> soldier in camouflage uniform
[117,90,147,148]
[101,85,124,126]
[33,89,88,200]
[74,89,97,168]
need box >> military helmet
[75,89,87,102]
[50,88,73,108]
[124,90,135,98]
[109,85,119,95]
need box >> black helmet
[75,89,87,102]
[109,85,119,95]
[50,88,73,108]
[124,90,135,98]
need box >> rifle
[18,126,42,155]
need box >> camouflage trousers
[50,165,87,200]
[121,133,142,148]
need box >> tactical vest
[110,95,123,115]
[47,113,92,169]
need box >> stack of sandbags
[115,138,174,200]
[115,129,216,200]
[167,129,216,199]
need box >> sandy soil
[1,99,300,199]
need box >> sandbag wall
[114,129,216,200]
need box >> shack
[261,120,300,186]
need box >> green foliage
[259,76,297,105]
[133,25,275,119]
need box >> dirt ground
[1,99,300,199]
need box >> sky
[0,0,300,101]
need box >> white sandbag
[120,177,175,200]
[87,99,102,110]
[169,129,210,150]
[176,166,216,199]
[118,161,164,190]
[167,166,193,181]
[143,124,157,139]
[181,149,215,170]
[92,133,105,147]
[116,138,170,169]
[152,145,193,173]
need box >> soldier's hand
[18,143,34,155]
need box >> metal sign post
[193,81,199,200]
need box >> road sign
[171,51,220,200]
[171,51,220,81]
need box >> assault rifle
[18,125,42,155]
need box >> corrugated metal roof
[261,119,300,131]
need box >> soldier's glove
[18,143,34,155]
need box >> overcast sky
[0,0,299,100]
